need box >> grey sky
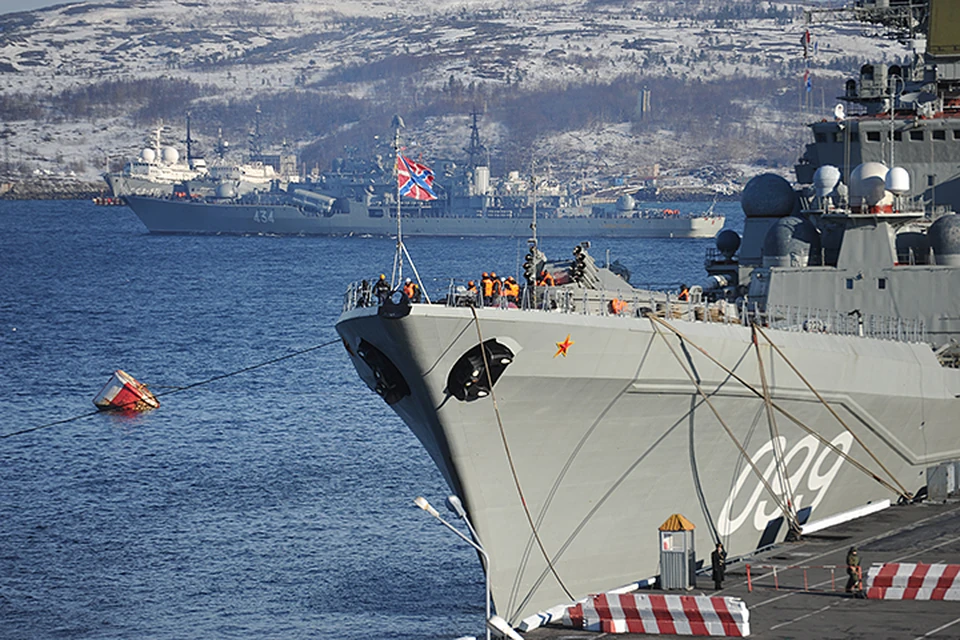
[2,0,71,15]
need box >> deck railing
[342,282,927,345]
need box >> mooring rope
[753,324,912,499]
[647,313,801,532]
[0,338,342,440]
[468,306,575,605]
[647,314,909,501]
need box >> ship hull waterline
[335,302,959,625]
[124,196,726,239]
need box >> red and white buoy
[93,369,159,412]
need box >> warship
[104,123,207,198]
[334,0,960,633]
[121,114,725,239]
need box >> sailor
[846,547,862,595]
[403,277,420,302]
[359,279,372,307]
[609,298,627,315]
[678,283,690,301]
[373,274,391,303]
[490,273,502,305]
[503,276,520,305]
[481,272,495,306]
[537,270,555,287]
[711,542,727,590]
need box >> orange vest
[482,278,494,296]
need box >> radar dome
[885,166,910,195]
[762,215,822,268]
[928,214,960,266]
[215,183,237,199]
[141,148,157,163]
[715,228,741,259]
[616,194,636,213]
[849,162,890,207]
[741,173,797,218]
[161,146,180,164]
[813,165,841,198]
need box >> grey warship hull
[336,299,959,624]
[123,195,726,238]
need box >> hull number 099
[717,432,855,536]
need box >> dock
[524,501,960,639]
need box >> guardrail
[341,281,927,345]
[745,563,863,594]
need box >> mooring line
[0,338,342,440]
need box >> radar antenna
[465,109,487,169]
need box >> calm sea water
[0,199,742,639]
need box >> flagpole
[392,116,404,290]
[390,116,431,304]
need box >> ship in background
[123,113,725,238]
[105,111,299,198]
[103,121,208,197]
[795,0,960,212]
[335,0,960,633]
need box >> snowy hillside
[0,0,910,191]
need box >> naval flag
[397,154,438,201]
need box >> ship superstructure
[795,0,960,212]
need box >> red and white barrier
[866,563,960,600]
[561,592,750,636]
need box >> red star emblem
[554,334,574,358]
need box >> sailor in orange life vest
[402,277,421,302]
[537,270,555,286]
[678,283,690,301]
[502,276,520,304]
[481,272,495,306]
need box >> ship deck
[525,500,960,639]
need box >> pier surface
[525,501,960,639]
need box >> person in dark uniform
[711,542,727,590]
[846,547,862,594]
[373,274,391,303]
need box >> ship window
[846,278,854,290]
[833,132,843,143]
[928,175,936,186]
[910,130,923,141]
[815,132,827,143]
[954,130,960,140]
[893,131,902,141]
[933,130,946,141]
[878,278,886,290]
[866,131,881,142]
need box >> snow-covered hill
[0,0,910,191]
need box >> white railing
[341,282,927,345]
